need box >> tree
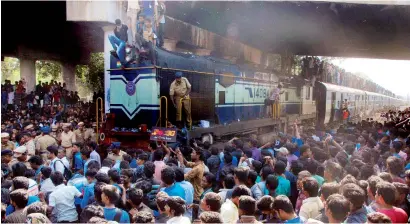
[75,52,104,93]
[1,57,20,83]
[36,60,61,81]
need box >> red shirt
[378,207,408,223]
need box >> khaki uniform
[24,140,36,156]
[60,131,76,160]
[107,150,127,162]
[2,141,15,151]
[170,77,192,124]
[73,129,89,144]
[36,135,57,161]
[9,157,31,169]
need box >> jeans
[108,35,126,65]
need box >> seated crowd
[1,106,410,223]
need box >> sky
[330,58,410,98]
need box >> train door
[330,92,336,122]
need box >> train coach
[104,47,406,144]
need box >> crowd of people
[1,83,410,224]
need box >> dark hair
[86,169,98,178]
[223,153,233,164]
[325,161,342,181]
[386,156,404,176]
[261,166,274,180]
[367,175,384,197]
[203,192,222,212]
[12,162,27,177]
[340,174,358,186]
[10,189,28,208]
[108,169,121,183]
[238,195,256,216]
[50,171,64,186]
[320,182,341,200]
[272,195,294,213]
[193,147,205,161]
[161,166,175,185]
[28,155,43,165]
[341,183,366,210]
[80,204,104,223]
[102,158,112,168]
[210,146,219,156]
[80,147,92,159]
[199,211,223,224]
[326,194,350,221]
[143,161,155,178]
[94,182,107,203]
[127,188,144,207]
[247,170,258,186]
[274,161,286,175]
[251,160,262,174]
[234,167,249,184]
[47,145,59,156]
[122,154,132,163]
[174,167,185,182]
[26,201,47,215]
[138,153,148,161]
[343,143,356,155]
[256,195,274,211]
[102,185,120,204]
[166,196,186,216]
[378,172,393,183]
[290,161,303,176]
[233,139,244,150]
[119,160,130,169]
[302,177,319,197]
[300,145,310,156]
[232,185,251,199]
[41,166,52,179]
[265,174,279,192]
[392,182,409,196]
[360,165,375,180]
[132,211,155,223]
[24,169,36,179]
[134,181,152,195]
[366,212,392,223]
[153,149,164,161]
[120,169,133,179]
[223,174,235,189]
[376,182,397,205]
[345,165,360,179]
[243,150,252,159]
[12,176,29,190]
[95,172,110,184]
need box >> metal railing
[96,97,104,143]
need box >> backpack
[113,208,123,222]
[54,159,73,180]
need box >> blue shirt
[68,174,87,205]
[6,195,40,215]
[35,165,44,179]
[232,156,238,167]
[285,216,304,223]
[130,159,138,169]
[291,137,303,157]
[405,163,410,170]
[160,183,186,200]
[84,159,96,175]
[81,182,95,209]
[103,207,130,223]
[113,183,123,195]
[73,152,84,171]
[276,175,291,197]
[176,181,194,205]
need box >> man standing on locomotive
[170,72,192,127]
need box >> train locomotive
[101,47,406,146]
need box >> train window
[306,87,310,100]
[285,92,289,101]
[219,91,226,104]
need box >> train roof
[319,82,365,95]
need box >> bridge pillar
[20,58,36,92]
[62,63,76,91]
[102,25,116,113]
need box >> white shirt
[49,184,82,222]
[299,197,324,220]
[24,140,36,156]
[220,199,239,224]
[90,150,101,166]
[40,178,56,193]
[28,178,39,196]
[50,157,65,174]
[8,92,14,104]
[218,189,229,203]
[98,166,110,174]
[60,157,70,170]
[166,215,191,224]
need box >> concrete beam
[66,1,127,23]
[20,59,36,92]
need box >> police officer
[1,132,15,151]
[169,72,192,126]
[35,126,58,162]
[10,146,31,169]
